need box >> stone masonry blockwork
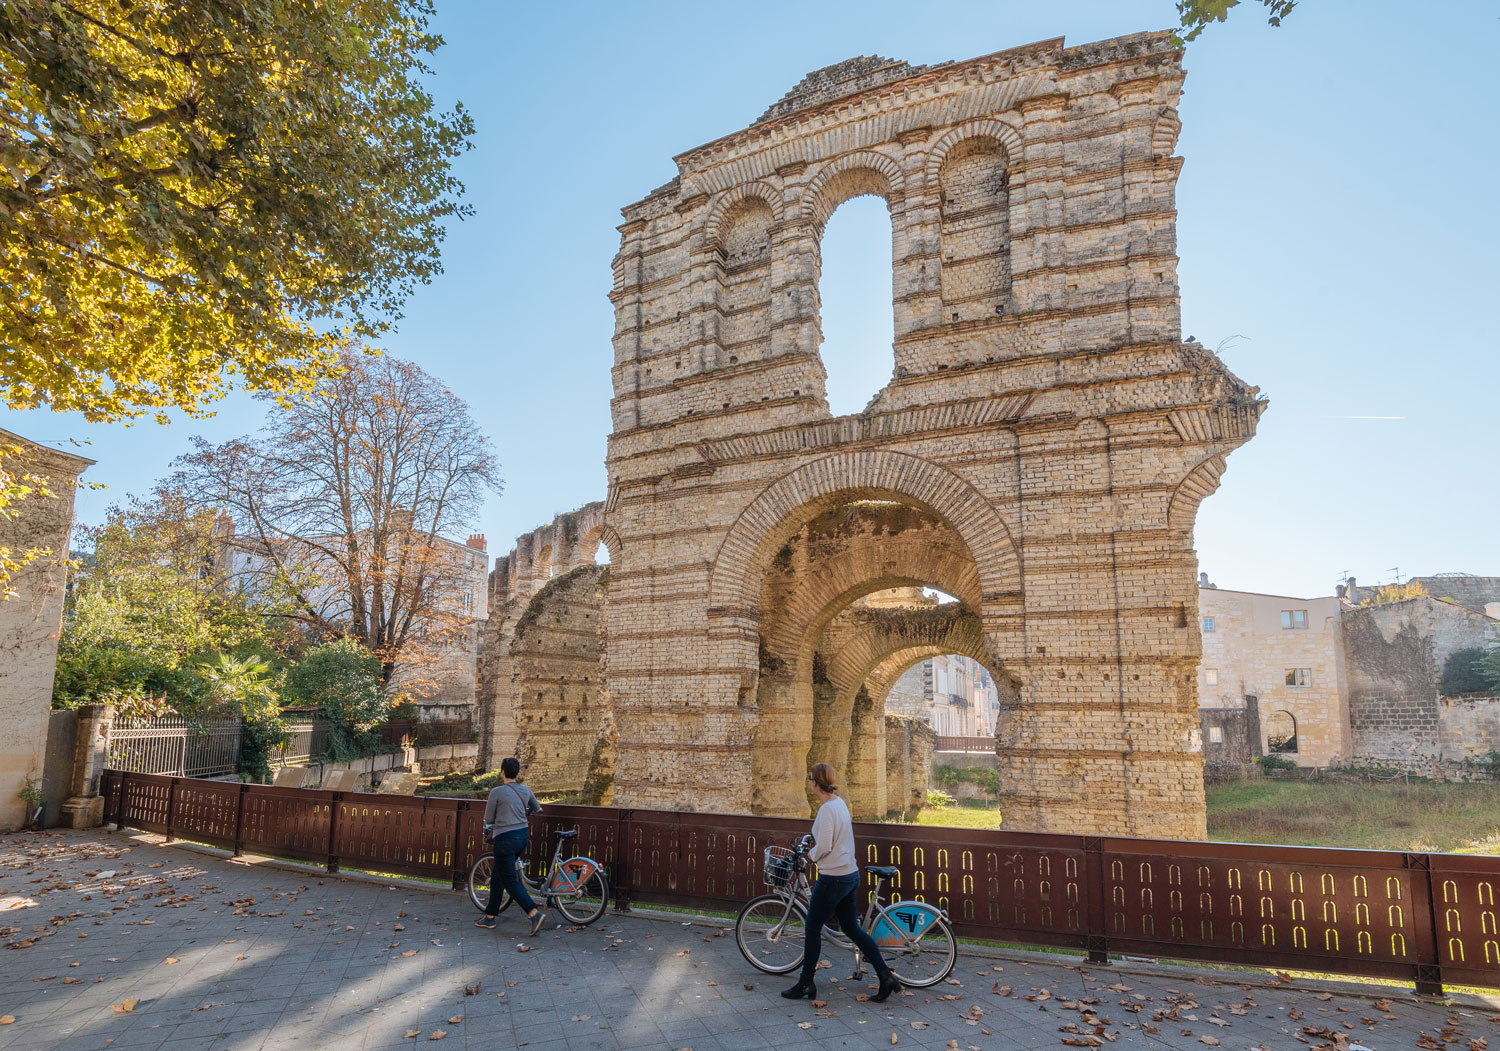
[598,32,1263,838]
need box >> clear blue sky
[4,0,1496,599]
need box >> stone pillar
[60,703,113,828]
[0,430,92,832]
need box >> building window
[1281,609,1308,630]
[1205,668,1219,685]
[1285,668,1311,688]
[463,590,473,613]
[1203,616,1215,632]
[1207,726,1224,744]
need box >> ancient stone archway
[600,34,1263,836]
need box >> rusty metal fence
[106,716,242,778]
[101,770,1500,995]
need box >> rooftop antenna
[1387,566,1402,586]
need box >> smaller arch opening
[1266,710,1299,754]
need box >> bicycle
[735,835,956,986]
[467,827,610,926]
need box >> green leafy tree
[281,637,388,760]
[53,487,295,711]
[1175,0,1299,45]
[0,0,473,423]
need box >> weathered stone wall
[513,565,612,799]
[1344,597,1500,767]
[1199,701,1260,773]
[601,32,1261,837]
[0,430,92,832]
[478,502,614,768]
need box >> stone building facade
[1196,587,1350,767]
[593,33,1262,838]
[0,429,93,832]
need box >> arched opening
[1266,710,1298,754]
[534,545,552,582]
[745,496,1014,818]
[593,541,610,565]
[816,192,894,417]
[938,136,1011,323]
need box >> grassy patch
[1205,779,1500,853]
[876,799,1004,830]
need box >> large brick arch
[922,118,1023,189]
[708,450,1020,622]
[1168,454,1229,530]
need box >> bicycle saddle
[865,865,900,880]
[555,829,580,840]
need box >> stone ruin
[479,31,1263,837]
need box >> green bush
[1256,753,1297,772]
[1442,648,1498,696]
[932,763,1001,796]
[281,637,388,761]
[926,787,956,808]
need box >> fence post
[449,800,469,891]
[613,809,631,912]
[117,771,131,831]
[1084,837,1108,964]
[1406,852,1445,996]
[326,791,342,874]
[165,777,180,843]
[233,783,248,857]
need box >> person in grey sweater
[782,763,900,1003]
[474,756,547,935]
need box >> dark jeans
[484,828,537,916]
[799,871,888,982]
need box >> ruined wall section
[604,32,1263,835]
[478,502,612,768]
[1344,598,1500,769]
[512,565,612,799]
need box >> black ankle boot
[781,978,817,1000]
[870,971,901,1003]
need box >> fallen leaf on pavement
[428,1030,445,1041]
[403,1029,419,1039]
[464,981,482,996]
[164,957,179,964]
[109,998,138,1013]
[675,949,690,957]
[448,1015,462,1024]
[812,1000,827,1008]
[797,1021,814,1029]
[911,1021,929,1030]
[570,1015,590,1022]
[402,950,418,957]
[0,1016,13,1026]
[890,1034,898,1046]
[1200,1039,1220,1047]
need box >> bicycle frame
[769,854,943,966]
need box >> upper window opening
[817,194,894,417]
[1281,609,1308,630]
[593,540,611,565]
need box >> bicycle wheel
[467,854,516,914]
[554,858,609,925]
[875,903,956,987]
[736,894,807,974]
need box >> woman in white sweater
[782,763,901,1003]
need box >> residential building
[1196,582,1350,767]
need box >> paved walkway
[2,830,1497,1051]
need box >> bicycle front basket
[762,845,796,888]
